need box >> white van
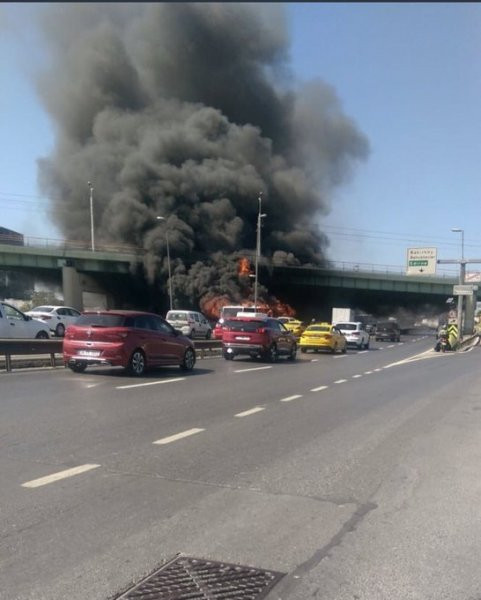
[219,305,256,323]
[166,310,212,339]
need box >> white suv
[335,321,370,349]
[166,310,212,339]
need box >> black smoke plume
[35,3,369,312]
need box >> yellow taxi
[278,317,306,339]
[299,322,347,354]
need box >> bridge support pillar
[62,266,83,311]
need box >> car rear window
[75,314,128,327]
[378,322,397,329]
[166,312,190,321]
[224,319,266,332]
[336,323,357,330]
[308,325,331,332]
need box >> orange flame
[237,257,252,277]
[200,294,296,320]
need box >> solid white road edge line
[311,385,328,392]
[117,377,185,390]
[235,407,266,417]
[153,428,205,445]
[280,394,303,402]
[234,366,273,373]
[21,464,100,488]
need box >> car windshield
[75,314,127,327]
[32,306,55,312]
[336,323,357,330]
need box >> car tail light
[351,332,360,336]
[41,315,52,320]
[256,327,266,333]
[324,334,332,339]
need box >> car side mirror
[174,328,182,336]
[25,315,31,321]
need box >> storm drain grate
[115,555,285,600]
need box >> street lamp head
[156,216,165,221]
[451,228,463,233]
[88,181,93,189]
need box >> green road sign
[408,260,429,267]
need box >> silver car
[166,310,212,339]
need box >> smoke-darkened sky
[35,3,368,307]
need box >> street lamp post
[88,181,95,252]
[254,192,267,310]
[157,216,173,311]
[451,228,465,339]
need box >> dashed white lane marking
[310,359,319,362]
[311,385,329,392]
[364,370,373,375]
[399,342,404,346]
[334,379,347,384]
[280,394,303,402]
[378,347,385,350]
[234,366,272,373]
[333,355,348,359]
[153,428,205,445]
[117,377,185,390]
[235,407,265,417]
[86,383,100,388]
[21,464,100,488]
[352,374,362,378]
[358,351,369,354]
[387,345,395,348]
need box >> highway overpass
[0,242,463,316]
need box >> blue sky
[2,3,481,275]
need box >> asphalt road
[2,333,481,600]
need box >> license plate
[235,336,250,341]
[78,350,100,357]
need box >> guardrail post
[5,353,12,372]
[50,353,56,368]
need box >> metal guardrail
[0,339,222,372]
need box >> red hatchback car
[222,315,297,362]
[63,310,196,376]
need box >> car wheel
[69,361,87,373]
[35,330,49,339]
[288,344,297,361]
[342,345,347,354]
[180,347,196,371]
[331,345,336,354]
[365,341,370,350]
[223,351,234,361]
[128,349,146,376]
[55,323,65,337]
[300,347,307,353]
[265,343,278,363]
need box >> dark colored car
[63,310,196,376]
[222,315,297,362]
[375,321,401,342]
